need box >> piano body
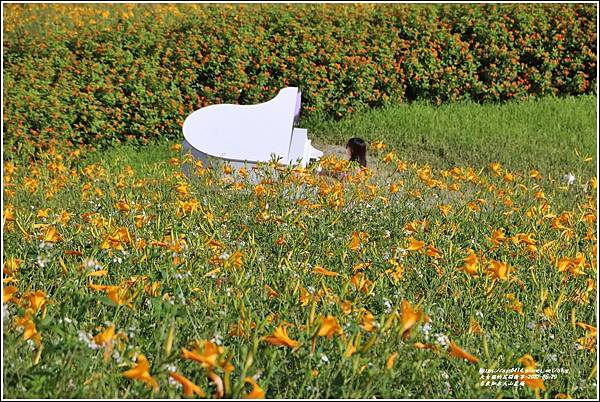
[182,87,323,178]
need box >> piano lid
[183,87,299,163]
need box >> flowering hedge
[3,3,597,156]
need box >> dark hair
[346,137,367,167]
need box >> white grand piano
[182,87,323,177]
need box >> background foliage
[3,3,597,157]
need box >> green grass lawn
[89,94,597,181]
[307,94,597,180]
[3,95,597,399]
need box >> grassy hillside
[3,96,596,399]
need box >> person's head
[346,137,367,167]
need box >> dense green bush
[3,3,597,157]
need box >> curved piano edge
[182,87,300,151]
[181,139,279,183]
[181,136,325,181]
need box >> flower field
[2,2,598,400]
[3,137,597,398]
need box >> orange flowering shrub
[3,3,596,157]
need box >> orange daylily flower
[515,370,546,393]
[506,293,524,315]
[426,245,443,259]
[88,283,130,306]
[299,287,311,307]
[100,227,133,250]
[181,340,223,369]
[348,231,368,251]
[399,299,424,340]
[460,249,480,278]
[263,324,300,349]
[448,340,479,364]
[23,290,46,312]
[556,257,572,273]
[115,200,131,212]
[414,342,437,350]
[122,354,158,392]
[487,260,510,280]
[468,318,483,335]
[406,238,424,252]
[3,257,22,276]
[15,312,41,346]
[265,284,279,298]
[340,300,352,315]
[518,354,537,371]
[438,204,452,216]
[3,285,18,304]
[488,228,506,247]
[41,226,62,243]
[403,221,420,233]
[575,322,597,351]
[351,272,373,294]
[244,376,266,399]
[93,325,116,347]
[317,315,343,338]
[489,162,502,175]
[36,208,51,219]
[386,352,399,369]
[169,372,206,397]
[360,310,377,332]
[312,265,339,277]
[344,337,358,358]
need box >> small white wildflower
[112,257,123,264]
[421,322,432,340]
[3,304,10,322]
[564,173,576,185]
[320,353,329,363]
[434,333,449,348]
[219,252,230,260]
[546,353,558,362]
[37,255,50,268]
[475,310,484,319]
[383,299,393,313]
[128,326,137,339]
[112,349,123,364]
[77,329,99,350]
[166,364,177,373]
[39,241,54,250]
[82,258,102,271]
[211,334,224,346]
[168,375,182,388]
